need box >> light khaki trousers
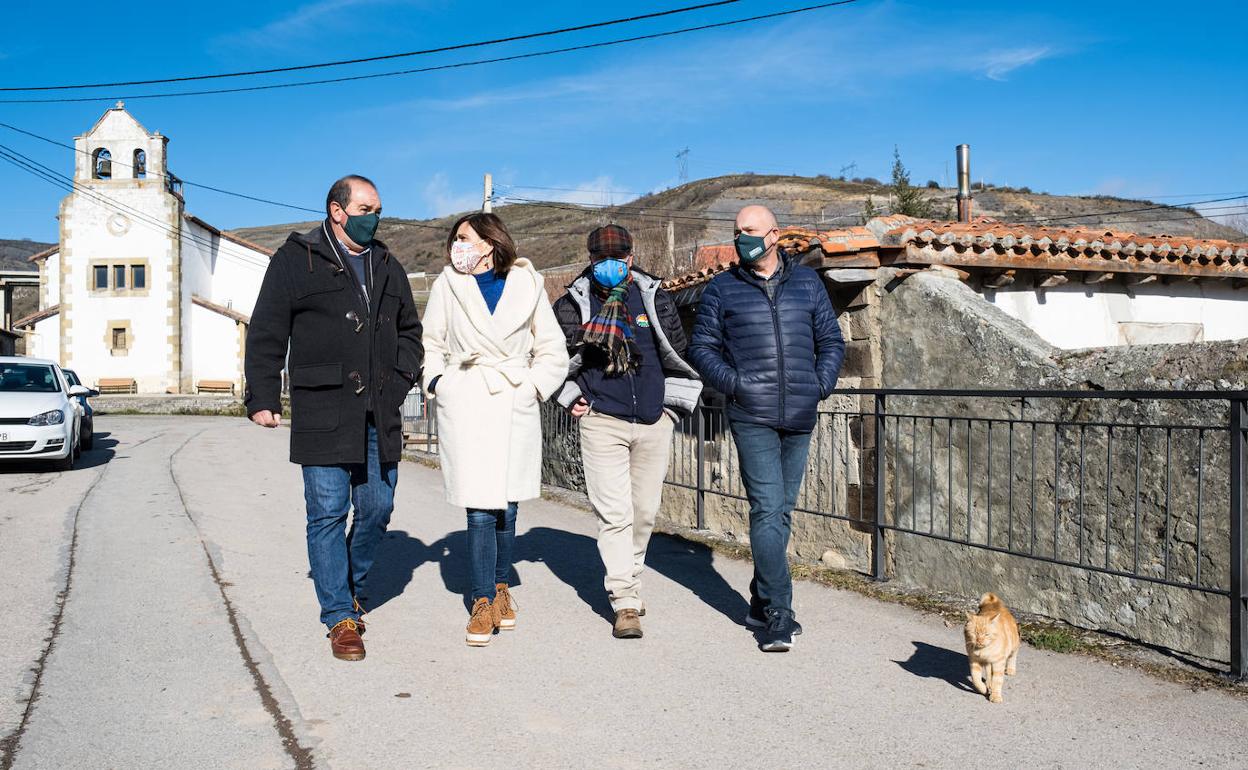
[579,411,674,613]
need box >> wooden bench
[196,379,236,395]
[97,378,137,394]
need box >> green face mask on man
[344,212,380,247]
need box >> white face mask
[450,240,486,273]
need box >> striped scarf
[582,275,639,376]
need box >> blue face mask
[591,258,629,288]
[735,232,769,264]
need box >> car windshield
[0,363,60,393]
[63,369,82,387]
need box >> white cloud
[214,0,411,51]
[980,47,1054,81]
[421,172,481,217]
[393,3,1071,127]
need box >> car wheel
[82,424,94,450]
[53,451,73,472]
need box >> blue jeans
[730,420,813,616]
[467,503,518,603]
[302,422,397,628]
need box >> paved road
[2,416,1245,769]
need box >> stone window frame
[104,319,133,357]
[87,258,151,297]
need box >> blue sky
[1,0,1245,243]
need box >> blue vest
[576,282,665,424]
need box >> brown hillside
[229,175,1247,278]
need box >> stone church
[18,103,273,394]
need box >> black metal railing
[405,387,1247,677]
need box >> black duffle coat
[245,221,424,465]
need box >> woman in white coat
[422,212,569,646]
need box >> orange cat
[963,592,1020,703]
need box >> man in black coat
[245,175,423,661]
[688,205,845,653]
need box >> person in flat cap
[552,224,701,639]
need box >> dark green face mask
[735,232,768,264]
[344,212,380,246]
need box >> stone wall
[539,267,1245,664]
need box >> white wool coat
[421,258,570,509]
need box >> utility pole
[676,148,689,185]
[839,162,857,179]
[482,172,493,213]
[666,219,676,276]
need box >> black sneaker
[745,600,768,629]
[758,609,802,652]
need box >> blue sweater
[475,270,506,314]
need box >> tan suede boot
[466,597,498,647]
[495,583,517,631]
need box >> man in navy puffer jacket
[688,205,845,652]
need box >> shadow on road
[893,641,976,693]
[354,520,749,628]
[0,431,117,474]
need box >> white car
[0,356,87,471]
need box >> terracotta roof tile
[662,215,1248,290]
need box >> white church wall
[982,281,1248,349]
[60,189,180,393]
[190,304,242,388]
[209,245,267,316]
[41,253,60,307]
[30,317,58,361]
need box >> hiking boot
[613,609,643,639]
[466,597,498,647]
[328,618,365,661]
[758,609,802,652]
[495,583,517,631]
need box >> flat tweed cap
[587,224,633,258]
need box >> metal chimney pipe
[955,144,973,223]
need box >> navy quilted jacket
[687,255,845,432]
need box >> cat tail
[978,592,1003,612]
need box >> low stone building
[14,104,273,394]
[630,216,1248,664]
[667,215,1248,351]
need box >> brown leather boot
[466,597,498,647]
[328,619,365,661]
[495,583,517,631]
[613,609,643,639]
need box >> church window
[93,265,108,290]
[111,328,127,352]
[132,264,146,289]
[92,148,112,179]
[133,149,147,179]
[113,265,126,289]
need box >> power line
[0,2,741,92]
[0,2,860,104]
[1004,194,1248,225]
[496,183,651,197]
[0,120,324,215]
[0,142,274,269]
